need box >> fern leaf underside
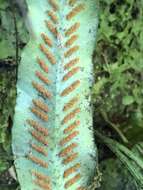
[12,0,98,189]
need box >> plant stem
[100,109,129,144]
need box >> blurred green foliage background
[93,0,143,145]
[93,1,143,189]
[0,0,142,189]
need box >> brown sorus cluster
[28,154,48,168]
[64,46,79,58]
[27,119,49,136]
[60,131,79,146]
[41,33,53,47]
[32,170,50,183]
[49,0,59,11]
[32,99,49,113]
[30,130,48,146]
[37,57,49,73]
[65,35,78,47]
[32,81,52,99]
[65,22,80,37]
[63,67,80,81]
[48,10,58,23]
[64,163,81,178]
[64,58,80,70]
[61,80,80,97]
[34,179,51,190]
[59,143,78,157]
[63,97,79,111]
[68,0,77,6]
[35,71,51,85]
[64,174,81,188]
[66,4,85,20]
[30,107,48,122]
[31,143,48,156]
[62,152,78,165]
[45,20,58,38]
[64,120,80,134]
[61,108,80,124]
[39,44,56,65]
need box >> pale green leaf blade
[12,1,98,190]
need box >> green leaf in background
[95,131,143,189]
[122,96,134,106]
[12,0,98,190]
[0,1,29,60]
[99,159,137,190]
[0,159,9,173]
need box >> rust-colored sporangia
[64,163,81,178]
[39,44,57,64]
[28,154,48,168]
[45,20,59,38]
[60,80,80,97]
[59,143,78,157]
[62,152,79,165]
[65,35,79,47]
[62,67,80,81]
[30,130,49,146]
[61,108,81,125]
[65,22,80,37]
[31,143,48,156]
[27,119,49,136]
[49,0,59,11]
[32,170,50,182]
[64,174,81,188]
[68,0,77,6]
[37,57,49,73]
[34,179,51,190]
[32,99,49,113]
[64,46,79,58]
[60,131,79,146]
[64,58,80,70]
[30,107,49,121]
[63,120,80,135]
[66,4,85,20]
[12,0,98,189]
[32,81,52,99]
[63,96,79,111]
[35,70,51,85]
[48,10,59,23]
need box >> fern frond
[12,0,98,190]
